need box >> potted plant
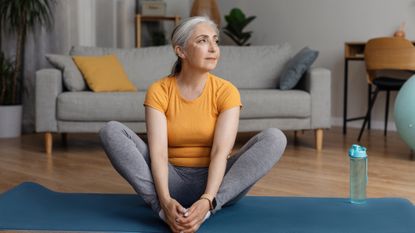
[0,51,20,137]
[0,0,55,138]
[223,8,256,46]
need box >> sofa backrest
[212,44,291,89]
[70,44,292,90]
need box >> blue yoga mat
[1,182,414,233]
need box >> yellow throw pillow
[73,54,137,92]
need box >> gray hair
[169,16,219,76]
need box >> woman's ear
[175,46,186,59]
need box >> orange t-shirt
[144,73,242,167]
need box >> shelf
[135,14,181,48]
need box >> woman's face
[180,23,220,72]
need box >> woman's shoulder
[148,76,175,92]
[209,73,238,92]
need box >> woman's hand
[162,198,188,233]
[176,199,210,233]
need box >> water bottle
[348,144,368,204]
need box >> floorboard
[0,127,414,203]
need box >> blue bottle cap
[348,144,367,158]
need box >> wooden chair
[358,37,415,141]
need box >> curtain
[20,0,80,132]
[2,0,137,133]
[96,0,136,48]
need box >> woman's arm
[179,106,240,232]
[146,107,187,233]
[145,107,170,204]
[205,106,240,197]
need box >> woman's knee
[261,128,287,148]
[99,121,124,142]
[260,128,287,162]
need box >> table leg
[368,84,372,129]
[343,59,349,134]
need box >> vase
[0,105,22,138]
[393,22,406,38]
[190,0,221,27]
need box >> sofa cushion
[45,54,87,91]
[70,46,176,91]
[57,92,146,121]
[279,47,319,90]
[239,89,310,119]
[73,55,137,92]
[57,89,310,122]
[212,44,292,89]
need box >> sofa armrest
[300,67,331,129]
[35,69,63,132]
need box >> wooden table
[343,41,415,134]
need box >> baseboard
[331,117,397,131]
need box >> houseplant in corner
[0,0,55,138]
[0,52,19,137]
[223,8,256,46]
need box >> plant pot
[0,105,22,138]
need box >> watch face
[212,198,217,209]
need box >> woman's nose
[208,41,217,52]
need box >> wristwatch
[200,193,217,210]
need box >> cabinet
[135,14,181,48]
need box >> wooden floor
[0,127,414,203]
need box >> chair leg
[45,132,53,154]
[315,129,323,151]
[358,88,379,141]
[384,90,390,136]
[367,84,372,130]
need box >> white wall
[218,0,415,130]
[165,0,192,19]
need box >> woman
[99,16,286,233]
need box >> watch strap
[200,194,215,210]
[200,197,213,210]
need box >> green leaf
[0,0,56,105]
[240,16,256,30]
[225,24,243,37]
[223,30,242,45]
[223,7,256,46]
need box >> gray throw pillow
[279,47,319,90]
[45,54,87,91]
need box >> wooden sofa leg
[315,129,323,151]
[45,132,53,154]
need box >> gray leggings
[99,121,286,214]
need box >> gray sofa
[36,44,331,154]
